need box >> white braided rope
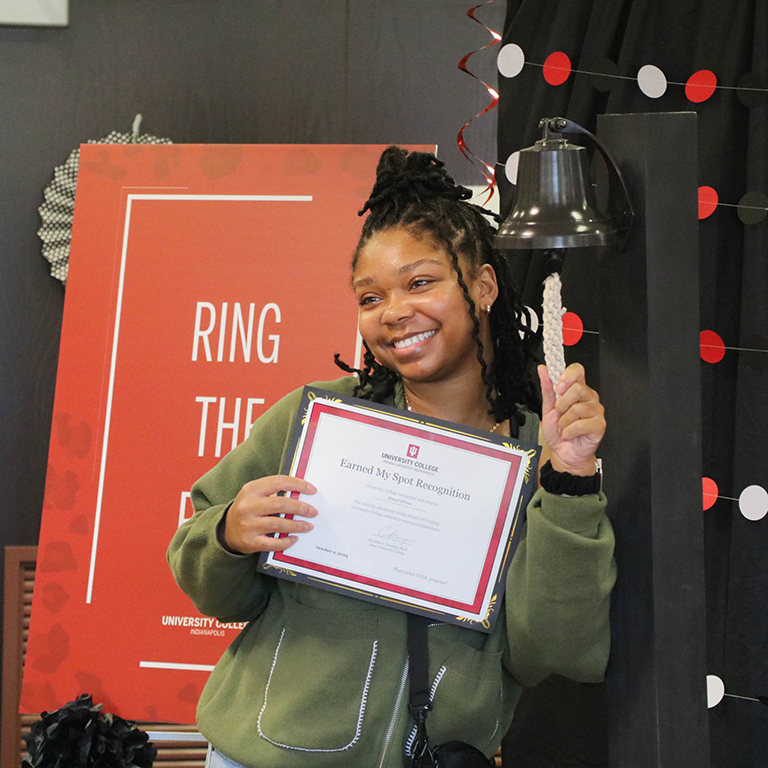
[542,272,566,394]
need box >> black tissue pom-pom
[23,694,157,768]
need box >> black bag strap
[407,612,432,710]
[406,614,496,768]
[407,612,435,766]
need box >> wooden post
[596,112,710,767]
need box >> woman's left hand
[538,363,605,476]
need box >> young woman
[168,147,615,768]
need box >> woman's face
[352,226,496,385]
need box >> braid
[358,147,471,220]
[335,343,399,400]
[437,233,496,418]
[334,145,540,428]
[487,250,542,421]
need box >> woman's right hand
[220,475,318,554]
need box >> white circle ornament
[521,305,540,335]
[637,64,668,98]
[739,484,768,521]
[498,44,525,78]
[504,151,521,184]
[706,675,725,709]
[38,115,171,286]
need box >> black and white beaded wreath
[37,115,171,286]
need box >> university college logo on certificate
[258,387,540,631]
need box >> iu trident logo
[407,444,420,459]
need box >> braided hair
[334,146,540,431]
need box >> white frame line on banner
[85,193,314,604]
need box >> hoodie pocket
[416,643,511,754]
[257,606,380,752]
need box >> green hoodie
[167,376,615,768]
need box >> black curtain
[497,1,768,766]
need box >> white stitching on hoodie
[405,665,447,757]
[258,627,378,752]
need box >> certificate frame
[258,386,540,631]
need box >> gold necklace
[403,391,503,433]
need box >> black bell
[494,117,633,251]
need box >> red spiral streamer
[457,1,502,202]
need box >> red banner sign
[22,143,431,724]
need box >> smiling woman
[337,146,542,439]
[168,145,614,768]
[353,228,494,402]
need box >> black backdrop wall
[6,1,765,765]
[0,0,506,744]
[496,1,768,766]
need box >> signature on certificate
[373,525,415,547]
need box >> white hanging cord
[131,114,143,143]
[542,271,566,395]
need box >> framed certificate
[258,386,540,631]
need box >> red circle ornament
[698,186,718,219]
[543,52,572,86]
[700,330,726,363]
[686,70,717,103]
[702,477,718,510]
[562,311,584,346]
